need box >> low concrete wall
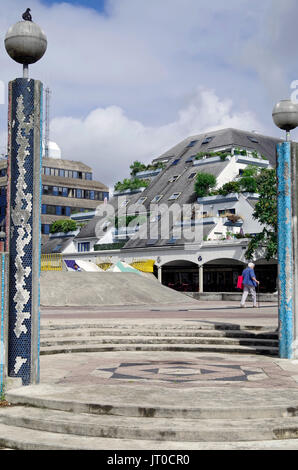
[185,292,278,302]
[41,271,198,307]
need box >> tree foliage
[50,219,77,234]
[245,168,277,261]
[194,172,217,197]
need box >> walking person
[240,263,260,308]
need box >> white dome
[42,141,61,159]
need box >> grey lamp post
[4,13,47,385]
[272,99,298,358]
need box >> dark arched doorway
[161,260,199,292]
[203,258,245,292]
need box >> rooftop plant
[194,172,217,197]
[114,178,149,192]
[50,219,77,234]
[130,160,165,176]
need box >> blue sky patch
[41,0,106,13]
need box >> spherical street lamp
[272,99,298,140]
[5,19,47,78]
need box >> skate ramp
[40,271,197,307]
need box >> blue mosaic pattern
[277,142,294,359]
[7,79,42,385]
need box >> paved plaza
[3,299,298,450]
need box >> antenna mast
[45,86,51,158]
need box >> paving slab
[5,301,293,450]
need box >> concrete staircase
[39,322,279,356]
[0,321,285,450]
[1,385,298,449]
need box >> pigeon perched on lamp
[22,8,32,22]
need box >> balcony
[135,168,162,179]
[197,193,239,205]
[113,187,146,197]
[193,155,231,167]
[235,155,269,167]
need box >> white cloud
[0,0,293,183]
[51,87,263,186]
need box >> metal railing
[41,254,63,271]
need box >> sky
[0,0,298,186]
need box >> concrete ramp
[40,271,197,307]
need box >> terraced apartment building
[0,142,109,243]
[70,128,281,293]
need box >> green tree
[245,168,277,261]
[50,219,77,234]
[218,181,241,196]
[194,172,217,197]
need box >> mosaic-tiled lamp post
[272,100,298,359]
[4,13,47,385]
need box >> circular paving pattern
[51,353,298,389]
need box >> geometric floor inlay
[56,355,297,389]
[95,361,265,383]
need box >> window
[78,242,90,252]
[166,237,177,245]
[0,169,6,177]
[44,167,50,176]
[59,169,65,177]
[61,206,71,216]
[188,172,197,180]
[171,159,180,166]
[169,192,181,200]
[146,239,158,246]
[85,172,92,180]
[137,197,147,205]
[168,175,179,183]
[52,187,59,196]
[151,214,161,222]
[247,136,259,144]
[151,195,163,203]
[186,140,198,148]
[218,208,236,216]
[46,205,56,215]
[41,224,50,235]
[202,137,214,145]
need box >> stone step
[40,335,278,348]
[41,322,273,332]
[1,422,298,450]
[7,386,298,420]
[40,343,279,356]
[40,329,278,340]
[0,406,298,442]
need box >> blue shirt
[242,267,257,287]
